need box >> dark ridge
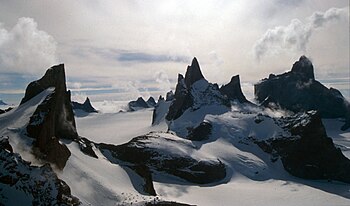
[184,57,205,88]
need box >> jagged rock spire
[21,64,67,105]
[24,64,78,169]
[291,55,315,80]
[220,75,248,103]
[184,57,205,88]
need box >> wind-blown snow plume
[253,7,349,60]
[0,17,58,74]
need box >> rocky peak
[128,97,150,111]
[24,64,78,169]
[184,57,205,88]
[255,56,350,130]
[220,75,248,103]
[146,97,156,107]
[20,64,66,105]
[72,97,98,113]
[291,55,315,80]
[166,90,174,101]
[166,58,230,123]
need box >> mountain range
[0,56,349,206]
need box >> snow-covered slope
[0,88,54,165]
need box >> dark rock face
[166,91,174,101]
[24,64,78,169]
[220,75,248,103]
[255,111,350,183]
[184,57,204,88]
[166,74,193,121]
[147,97,157,107]
[166,58,230,121]
[99,134,226,184]
[0,107,13,115]
[255,56,350,130]
[291,55,314,80]
[128,97,150,111]
[72,97,98,113]
[77,137,98,158]
[131,164,157,196]
[187,121,212,141]
[0,137,80,205]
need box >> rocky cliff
[24,64,78,169]
[255,55,350,130]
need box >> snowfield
[1,96,350,205]
[72,101,350,205]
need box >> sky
[0,0,349,104]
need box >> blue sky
[0,0,349,104]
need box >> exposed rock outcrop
[166,58,230,122]
[0,107,13,115]
[72,97,98,113]
[128,97,150,111]
[165,91,174,102]
[24,64,78,169]
[255,111,350,183]
[184,57,204,88]
[99,133,226,184]
[0,137,80,205]
[220,75,248,103]
[187,121,212,141]
[147,97,157,107]
[255,55,350,130]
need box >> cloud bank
[253,7,349,60]
[0,17,58,74]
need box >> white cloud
[154,70,171,92]
[0,17,58,74]
[253,7,349,60]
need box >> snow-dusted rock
[255,55,350,130]
[99,132,226,185]
[166,58,230,123]
[0,137,79,205]
[24,64,78,169]
[255,111,350,183]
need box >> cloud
[253,7,349,60]
[117,52,190,63]
[154,70,171,92]
[0,17,58,74]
